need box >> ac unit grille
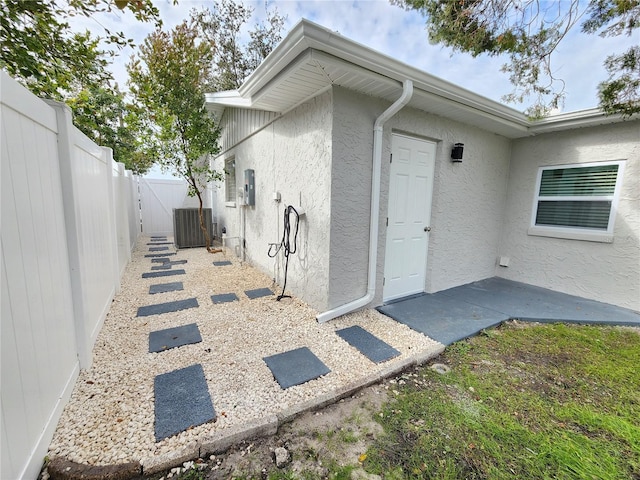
[173,208,214,248]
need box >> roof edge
[529,108,637,134]
[204,19,638,135]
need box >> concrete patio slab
[378,277,639,345]
[442,277,640,325]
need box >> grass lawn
[365,322,640,480]
[159,322,639,480]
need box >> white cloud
[71,0,636,112]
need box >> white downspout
[317,80,414,323]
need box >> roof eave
[529,108,637,135]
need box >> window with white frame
[225,157,236,205]
[529,161,625,242]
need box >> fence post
[46,100,92,369]
[118,162,133,264]
[128,174,142,250]
[103,148,120,293]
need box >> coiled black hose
[267,205,300,301]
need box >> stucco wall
[329,87,512,310]
[387,107,511,296]
[212,91,333,311]
[328,88,380,308]
[499,121,640,311]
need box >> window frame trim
[224,155,237,207]
[528,160,626,243]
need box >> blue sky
[74,0,634,178]
[86,0,636,115]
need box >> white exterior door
[383,134,436,302]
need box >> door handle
[424,226,431,232]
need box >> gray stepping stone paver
[213,260,232,266]
[245,287,273,299]
[149,246,169,252]
[142,269,185,279]
[147,242,173,245]
[149,323,202,353]
[149,282,184,294]
[151,258,171,263]
[336,325,400,363]
[151,264,172,270]
[151,236,167,239]
[167,260,187,266]
[136,297,198,317]
[211,293,239,304]
[154,364,216,442]
[145,253,176,258]
[263,347,331,389]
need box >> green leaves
[192,0,286,91]
[1,0,163,173]
[599,46,640,116]
[127,18,221,200]
[396,0,640,117]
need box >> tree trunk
[195,189,214,253]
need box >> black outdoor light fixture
[451,143,464,162]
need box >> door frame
[383,133,436,302]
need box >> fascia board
[302,24,528,119]
[241,20,531,128]
[207,19,634,136]
[529,108,635,134]
[238,19,319,96]
[306,49,531,137]
[204,91,251,107]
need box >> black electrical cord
[267,205,300,301]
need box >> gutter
[316,79,414,323]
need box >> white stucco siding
[212,92,333,311]
[328,87,512,309]
[328,87,381,308]
[386,105,512,295]
[499,121,640,311]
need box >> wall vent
[173,208,215,248]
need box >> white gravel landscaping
[47,237,444,468]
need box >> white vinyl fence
[138,177,215,236]
[1,71,141,480]
[139,177,188,236]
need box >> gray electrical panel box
[244,169,255,206]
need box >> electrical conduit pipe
[316,79,414,323]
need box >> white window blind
[529,161,625,242]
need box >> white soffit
[205,19,635,139]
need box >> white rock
[274,447,290,468]
[430,363,451,374]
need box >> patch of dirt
[145,383,390,479]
